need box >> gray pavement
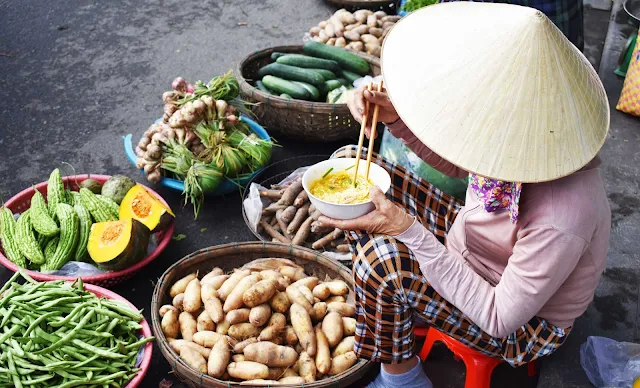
[0,1,637,387]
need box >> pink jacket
[389,121,611,337]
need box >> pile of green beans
[0,270,154,388]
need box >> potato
[267,367,285,380]
[381,15,401,23]
[324,23,335,38]
[350,41,364,52]
[327,37,336,46]
[208,338,230,378]
[161,309,180,338]
[170,272,197,298]
[192,331,225,348]
[179,312,197,341]
[159,304,178,317]
[318,30,329,43]
[315,327,331,375]
[172,293,185,310]
[197,310,215,332]
[336,9,356,24]
[343,30,360,42]
[333,336,355,357]
[203,292,224,324]
[318,20,328,28]
[322,312,343,347]
[342,317,356,336]
[233,337,258,353]
[359,34,378,44]
[353,24,370,35]
[298,286,315,305]
[180,346,207,374]
[369,27,383,37]
[201,268,223,283]
[232,354,246,363]
[224,274,261,313]
[282,369,298,378]
[329,16,344,36]
[218,269,251,301]
[259,325,284,342]
[311,302,327,322]
[382,21,395,30]
[168,338,211,358]
[309,26,322,37]
[239,380,278,385]
[311,284,330,301]
[295,343,305,354]
[269,291,291,313]
[284,325,299,345]
[259,270,281,281]
[268,312,286,328]
[249,304,272,327]
[335,37,347,48]
[344,22,361,31]
[327,302,355,317]
[201,274,229,290]
[291,277,319,291]
[354,9,372,23]
[367,14,377,28]
[329,351,357,376]
[286,286,313,315]
[183,279,202,313]
[325,295,347,304]
[290,303,316,357]
[229,323,261,340]
[244,342,299,367]
[374,10,387,19]
[216,319,231,335]
[280,266,306,282]
[366,43,381,56]
[279,376,305,384]
[226,308,251,325]
[243,279,277,308]
[298,351,316,383]
[227,361,269,380]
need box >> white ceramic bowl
[302,158,392,220]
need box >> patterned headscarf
[469,174,522,223]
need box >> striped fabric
[330,145,571,366]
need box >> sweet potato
[180,346,207,374]
[243,279,277,308]
[327,302,355,317]
[183,278,202,313]
[280,266,306,282]
[290,303,316,357]
[179,312,197,341]
[227,361,270,380]
[332,336,355,357]
[192,331,225,348]
[228,323,261,340]
[208,338,230,378]
[244,342,299,367]
[280,179,303,206]
[342,317,356,336]
[292,217,314,245]
[218,269,251,301]
[287,204,309,236]
[269,291,291,313]
[315,326,331,375]
[293,191,308,207]
[159,304,178,317]
[284,325,299,345]
[312,284,331,300]
[298,351,317,383]
[201,274,229,290]
[286,285,314,315]
[249,304,272,327]
[224,274,261,312]
[311,302,328,322]
[172,293,184,310]
[197,310,215,332]
[170,272,197,298]
[161,309,180,339]
[226,308,251,325]
[168,338,211,358]
[233,337,258,353]
[329,351,357,376]
[321,311,343,347]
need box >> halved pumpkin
[88,218,151,271]
[119,185,174,233]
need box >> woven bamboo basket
[151,242,371,388]
[328,0,396,12]
[237,45,381,142]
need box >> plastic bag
[580,336,640,387]
[327,86,349,104]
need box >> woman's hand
[318,186,415,236]
[347,86,400,139]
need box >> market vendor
[319,3,611,387]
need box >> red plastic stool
[414,327,537,388]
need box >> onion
[135,158,146,169]
[135,146,146,157]
[216,100,228,119]
[226,115,238,125]
[151,132,167,145]
[192,99,206,114]
[146,144,163,159]
[144,162,158,174]
[187,84,195,94]
[163,91,178,104]
[172,77,187,92]
[147,169,162,184]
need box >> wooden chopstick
[353,82,373,186]
[365,80,384,180]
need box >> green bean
[11,289,77,302]
[37,296,86,310]
[101,300,143,321]
[7,351,23,388]
[0,304,16,328]
[23,310,60,336]
[48,302,92,327]
[0,272,20,295]
[71,339,127,359]
[0,325,20,344]
[124,336,154,350]
[22,373,55,385]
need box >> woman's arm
[395,220,587,337]
[387,120,469,179]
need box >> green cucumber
[303,41,370,75]
[16,210,45,265]
[280,94,292,100]
[257,63,325,85]
[47,168,66,217]
[79,188,117,223]
[270,52,287,61]
[324,79,343,93]
[30,190,59,237]
[309,68,336,81]
[0,208,26,267]
[73,203,92,261]
[276,54,341,72]
[41,203,79,271]
[262,76,310,100]
[255,80,272,95]
[340,69,362,84]
[336,78,350,87]
[292,81,321,101]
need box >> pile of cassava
[159,258,359,384]
[307,8,401,56]
[256,177,348,254]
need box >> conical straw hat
[381,2,609,183]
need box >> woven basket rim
[151,242,370,388]
[0,174,175,285]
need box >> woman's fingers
[363,90,393,107]
[318,212,377,231]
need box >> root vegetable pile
[136,72,273,218]
[308,9,401,56]
[0,271,154,387]
[256,177,349,253]
[159,258,359,384]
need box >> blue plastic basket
[398,0,409,16]
[123,116,271,196]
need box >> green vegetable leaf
[322,168,334,178]
[401,0,438,12]
[173,234,187,241]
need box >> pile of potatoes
[308,8,401,57]
[159,258,359,385]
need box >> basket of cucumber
[237,42,380,142]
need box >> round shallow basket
[0,175,175,287]
[241,155,330,241]
[85,283,154,387]
[151,242,370,388]
[237,45,381,142]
